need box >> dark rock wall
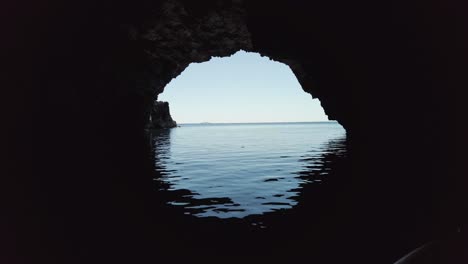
[4,0,467,263]
[125,0,253,123]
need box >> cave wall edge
[7,0,467,262]
[132,0,459,180]
[104,0,467,260]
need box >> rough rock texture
[125,0,253,123]
[4,0,467,263]
[149,101,177,128]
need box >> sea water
[152,122,346,219]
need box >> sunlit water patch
[151,122,346,219]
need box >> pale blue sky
[159,50,329,124]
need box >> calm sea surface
[151,122,346,219]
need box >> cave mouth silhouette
[151,50,347,220]
[8,0,465,263]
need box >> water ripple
[151,122,346,219]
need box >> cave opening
[158,50,329,124]
[8,0,465,262]
[150,50,346,220]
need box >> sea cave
[5,0,467,263]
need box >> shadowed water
[151,122,346,219]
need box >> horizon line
[179,121,337,125]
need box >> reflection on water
[151,123,346,219]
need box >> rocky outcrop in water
[149,101,177,129]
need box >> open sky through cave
[159,50,329,124]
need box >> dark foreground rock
[4,0,467,263]
[149,101,177,129]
